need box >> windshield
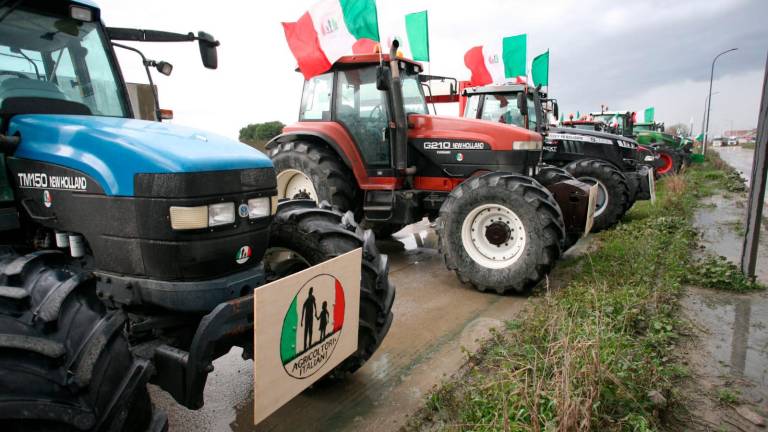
[401,71,428,115]
[475,92,536,129]
[592,114,625,132]
[0,5,128,117]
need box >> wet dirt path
[680,147,768,430]
[151,221,537,431]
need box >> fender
[267,125,395,190]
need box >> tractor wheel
[437,173,564,294]
[265,200,394,377]
[0,249,159,432]
[656,149,682,177]
[623,171,640,212]
[565,159,630,232]
[534,165,583,250]
[270,141,359,215]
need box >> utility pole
[741,53,768,278]
[703,48,738,155]
[701,91,719,139]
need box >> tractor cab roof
[332,54,423,70]
[463,81,532,96]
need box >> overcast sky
[101,0,767,139]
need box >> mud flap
[633,165,656,203]
[545,179,595,240]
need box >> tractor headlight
[247,197,271,219]
[208,202,236,227]
[644,155,655,162]
[513,140,542,150]
[169,206,208,230]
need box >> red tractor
[267,43,595,294]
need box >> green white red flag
[282,0,380,79]
[464,34,527,86]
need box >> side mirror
[376,66,390,91]
[155,61,173,76]
[197,31,219,69]
[553,102,559,120]
[516,92,528,116]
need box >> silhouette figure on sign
[317,301,330,341]
[301,287,317,350]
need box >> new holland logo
[488,54,499,64]
[42,190,52,208]
[280,274,345,379]
[321,17,339,35]
[235,245,252,264]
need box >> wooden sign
[253,248,361,425]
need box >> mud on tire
[267,200,395,377]
[0,249,158,432]
[437,173,564,294]
[565,159,630,232]
[270,141,359,215]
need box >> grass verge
[407,159,739,431]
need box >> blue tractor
[0,1,394,430]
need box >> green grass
[408,160,735,431]
[716,388,740,405]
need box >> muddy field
[151,221,580,431]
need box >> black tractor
[455,82,655,232]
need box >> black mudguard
[545,179,594,239]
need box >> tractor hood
[549,127,636,146]
[9,114,273,196]
[408,114,541,150]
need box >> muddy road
[151,221,548,431]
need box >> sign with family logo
[253,248,361,425]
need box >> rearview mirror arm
[112,42,161,120]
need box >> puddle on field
[682,288,768,407]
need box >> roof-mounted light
[70,5,93,22]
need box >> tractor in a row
[0,1,394,430]
[268,42,596,295]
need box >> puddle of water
[682,288,768,409]
[715,147,756,186]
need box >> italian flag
[280,279,346,364]
[282,0,380,80]
[464,34,527,86]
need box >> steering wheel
[0,71,31,79]
[368,105,385,121]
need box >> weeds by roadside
[407,160,735,432]
[685,255,765,292]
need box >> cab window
[463,94,480,118]
[335,66,390,167]
[299,72,332,121]
[480,94,524,127]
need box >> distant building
[723,129,757,144]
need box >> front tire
[437,174,564,294]
[270,141,359,214]
[0,250,157,432]
[266,200,395,377]
[565,159,630,232]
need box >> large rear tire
[0,249,159,432]
[437,173,564,294]
[564,159,630,232]
[265,200,395,377]
[270,141,359,215]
